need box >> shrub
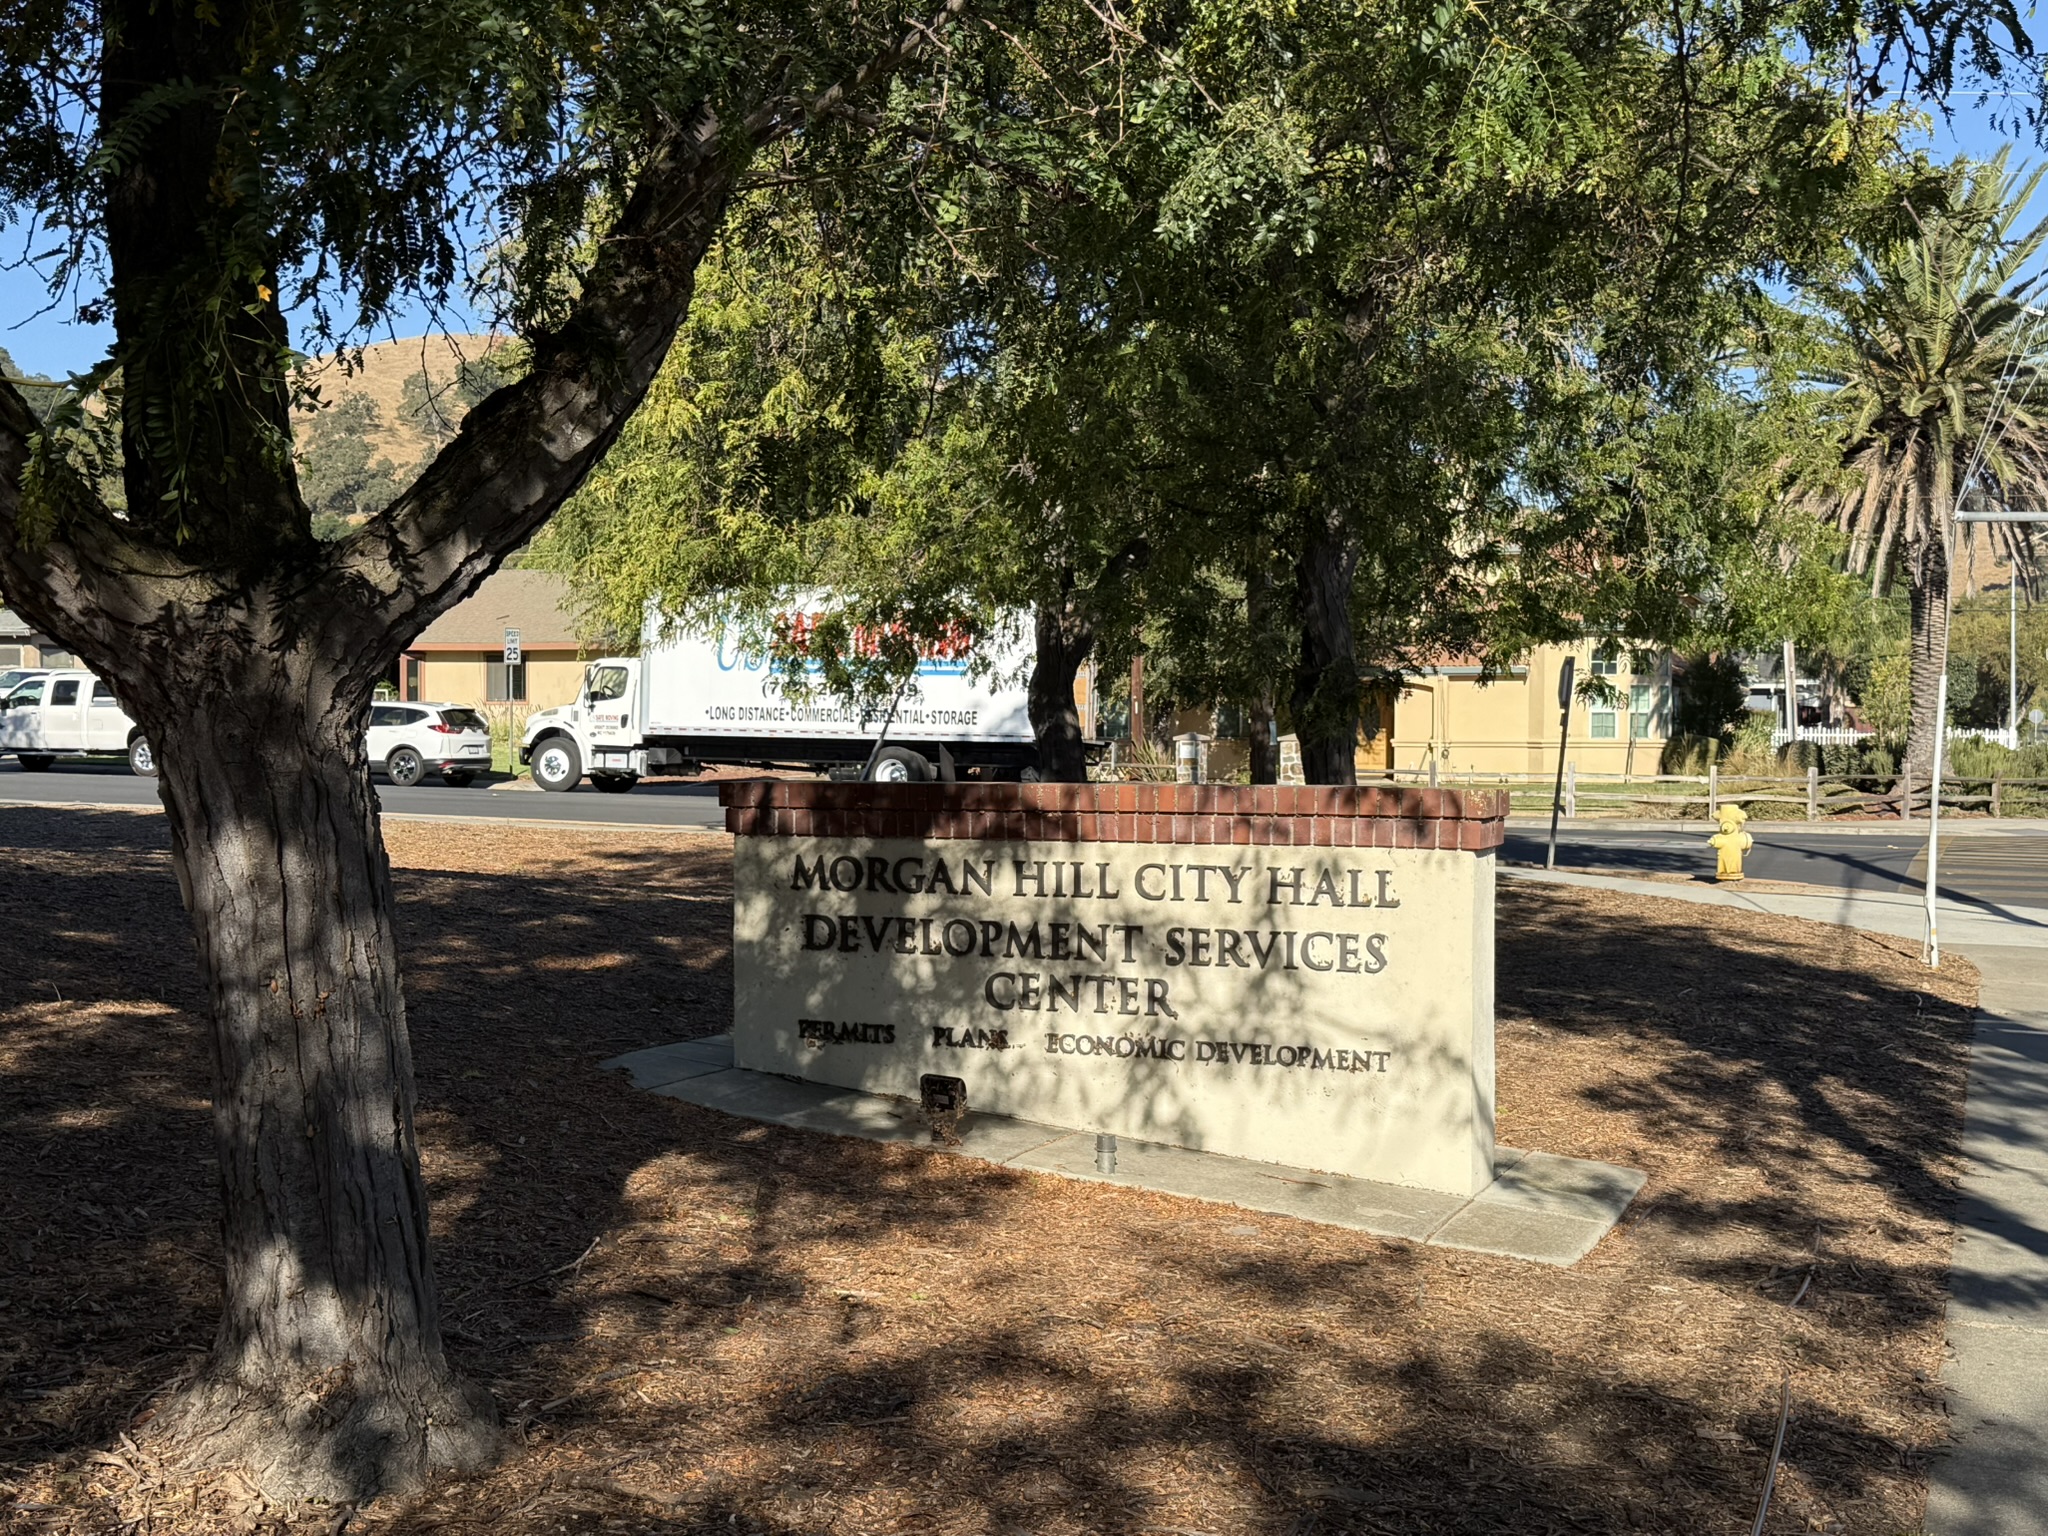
[1660,734,1723,774]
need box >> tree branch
[0,377,228,681]
[329,1,975,657]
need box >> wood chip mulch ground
[0,807,1980,1535]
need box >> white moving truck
[520,613,1046,792]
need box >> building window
[1590,643,1620,677]
[38,648,77,668]
[1589,709,1617,739]
[0,646,20,667]
[486,660,527,703]
[1630,683,1654,738]
[403,656,421,702]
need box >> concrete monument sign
[722,783,1508,1196]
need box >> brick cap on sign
[717,780,1507,853]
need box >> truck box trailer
[519,611,1057,792]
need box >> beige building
[0,607,78,671]
[400,569,601,711]
[1379,641,1672,776]
[1147,639,1674,779]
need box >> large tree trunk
[1245,549,1281,785]
[1030,597,1094,783]
[1028,541,1150,782]
[1290,510,1361,785]
[137,647,491,1499]
[1247,689,1279,784]
[1904,537,1952,779]
[1904,456,1954,780]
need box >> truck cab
[521,659,646,793]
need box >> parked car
[0,670,151,773]
[366,703,492,787]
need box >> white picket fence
[1768,726,1870,748]
[1769,724,2022,750]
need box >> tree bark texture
[1030,596,1095,783]
[1027,542,1149,782]
[144,656,492,1497]
[1905,533,1952,778]
[1903,451,1955,779]
[1247,690,1279,784]
[1291,511,1361,785]
[1244,552,1281,785]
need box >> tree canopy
[538,0,1955,778]
[1782,149,2048,771]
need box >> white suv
[365,703,492,787]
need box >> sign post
[502,627,522,667]
[1546,656,1575,870]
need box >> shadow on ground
[0,808,1982,1534]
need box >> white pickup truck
[521,611,1047,792]
[0,669,155,775]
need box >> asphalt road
[1502,822,2048,915]
[5,761,2044,913]
[0,761,730,829]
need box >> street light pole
[1932,509,2048,966]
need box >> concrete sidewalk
[1514,864,2048,1534]
[1923,944,2048,1536]
[1502,865,2048,951]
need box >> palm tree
[1799,150,2048,776]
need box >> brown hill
[294,332,509,476]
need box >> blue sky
[0,62,2041,381]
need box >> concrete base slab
[1471,1148,1646,1223]
[606,1038,1642,1266]
[1007,1130,1471,1242]
[603,1038,734,1090]
[1425,1149,1649,1266]
[1427,1203,1618,1267]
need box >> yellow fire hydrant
[1709,802,1752,882]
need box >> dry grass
[293,334,504,472]
[0,809,1979,1536]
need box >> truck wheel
[16,753,54,772]
[386,747,426,788]
[531,736,582,792]
[868,746,931,783]
[128,737,158,777]
[592,773,639,794]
